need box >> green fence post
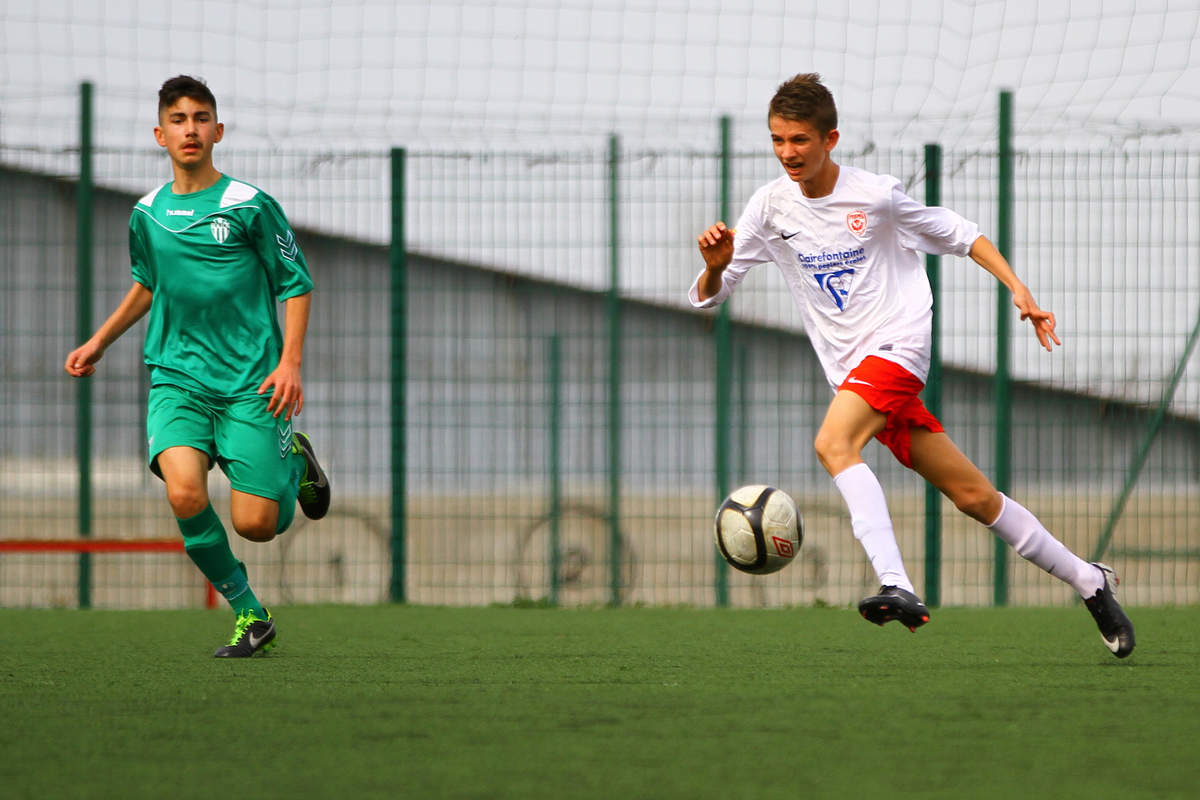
[76,80,94,609]
[714,115,733,607]
[389,147,407,604]
[607,133,623,607]
[923,143,942,608]
[1092,309,1200,562]
[736,342,749,489]
[993,91,1014,607]
[547,334,562,604]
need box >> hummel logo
[166,209,195,216]
[846,377,874,387]
[277,230,298,262]
[781,230,800,240]
[277,421,294,459]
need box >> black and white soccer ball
[714,485,803,575]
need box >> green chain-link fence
[2,86,1197,609]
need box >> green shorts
[146,384,301,503]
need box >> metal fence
[1,88,1197,610]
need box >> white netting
[3,0,1198,417]
[3,0,1199,151]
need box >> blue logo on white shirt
[815,269,855,311]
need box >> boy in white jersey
[691,73,1134,658]
[65,76,331,657]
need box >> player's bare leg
[156,446,211,519]
[813,390,885,477]
[909,428,1134,657]
[816,392,929,630]
[230,490,279,542]
[906,429,1000,523]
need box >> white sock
[832,462,915,593]
[987,494,1103,597]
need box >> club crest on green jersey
[210,217,230,243]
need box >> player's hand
[1012,286,1062,352]
[64,339,105,377]
[697,221,736,271]
[258,361,304,420]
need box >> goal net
[3,0,1199,152]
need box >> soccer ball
[714,485,803,575]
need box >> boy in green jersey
[65,75,331,657]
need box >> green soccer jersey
[129,174,314,397]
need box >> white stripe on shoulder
[219,180,259,208]
[136,182,169,207]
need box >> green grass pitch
[2,605,1198,799]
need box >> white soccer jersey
[689,165,980,387]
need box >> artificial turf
[2,605,1197,799]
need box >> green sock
[276,453,301,535]
[212,563,267,619]
[178,505,266,618]
[269,451,304,536]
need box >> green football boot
[213,609,276,658]
[293,432,331,520]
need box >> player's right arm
[690,186,774,308]
[64,282,152,377]
[695,222,736,302]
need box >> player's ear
[214,121,224,143]
[823,129,839,152]
[153,125,167,148]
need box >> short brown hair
[769,73,837,136]
[158,75,217,118]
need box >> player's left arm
[251,194,315,420]
[968,235,1062,352]
[258,291,311,420]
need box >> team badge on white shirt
[846,210,868,237]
